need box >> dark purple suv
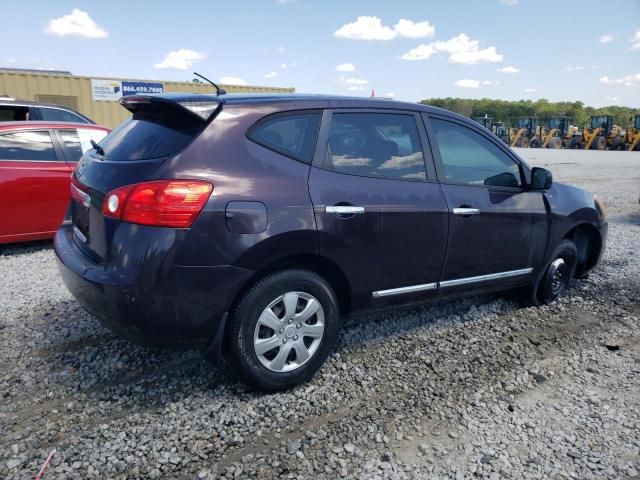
[55,93,607,391]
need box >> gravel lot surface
[1,149,639,479]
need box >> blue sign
[121,81,164,96]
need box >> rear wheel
[529,137,541,148]
[523,240,578,306]
[518,137,530,148]
[224,270,340,391]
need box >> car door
[308,110,448,307]
[423,114,548,293]
[0,129,71,241]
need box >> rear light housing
[102,180,213,228]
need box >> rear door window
[248,112,321,164]
[59,129,108,161]
[323,112,427,180]
[0,130,58,161]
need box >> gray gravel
[1,149,639,479]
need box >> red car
[0,121,110,244]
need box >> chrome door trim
[452,207,480,215]
[371,268,533,298]
[439,267,533,288]
[372,282,437,298]
[325,206,364,214]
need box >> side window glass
[40,108,85,123]
[0,131,58,161]
[325,113,426,180]
[59,130,83,161]
[248,112,321,164]
[430,119,521,188]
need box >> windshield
[590,116,609,129]
[635,116,640,129]
[548,118,562,129]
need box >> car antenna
[193,72,227,96]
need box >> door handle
[452,207,480,216]
[326,206,365,214]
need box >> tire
[224,269,340,391]
[529,138,541,148]
[522,240,578,307]
[519,137,530,148]
[591,136,606,150]
[548,137,562,149]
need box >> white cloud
[501,0,518,5]
[497,66,519,73]
[401,33,503,64]
[44,9,108,38]
[565,65,584,72]
[606,96,619,103]
[345,78,368,85]
[220,76,247,86]
[631,31,640,50]
[336,63,356,72]
[524,88,536,93]
[154,49,206,70]
[276,46,286,52]
[449,46,502,64]
[401,44,436,61]
[454,79,480,88]
[393,19,435,39]
[347,86,364,91]
[482,80,501,85]
[281,63,288,69]
[599,34,614,44]
[263,71,278,79]
[277,0,297,3]
[599,73,640,87]
[334,16,396,40]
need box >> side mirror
[531,167,553,190]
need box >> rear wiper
[90,139,105,156]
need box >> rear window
[247,112,321,164]
[96,105,204,161]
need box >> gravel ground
[1,149,639,479]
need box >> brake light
[101,180,213,228]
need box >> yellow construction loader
[541,116,581,149]
[473,115,493,130]
[581,115,625,150]
[624,114,640,151]
[508,116,540,148]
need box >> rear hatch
[70,94,222,262]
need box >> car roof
[135,92,449,114]
[0,121,109,131]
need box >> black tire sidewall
[530,240,578,305]
[226,270,340,391]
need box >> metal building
[0,68,295,128]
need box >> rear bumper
[54,225,253,349]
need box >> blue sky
[1,0,639,106]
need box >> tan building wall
[0,69,295,128]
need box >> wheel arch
[562,222,603,277]
[228,252,352,320]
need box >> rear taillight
[102,180,213,228]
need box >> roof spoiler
[119,95,222,122]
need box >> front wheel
[523,240,578,306]
[224,270,340,391]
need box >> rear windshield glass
[96,105,204,161]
